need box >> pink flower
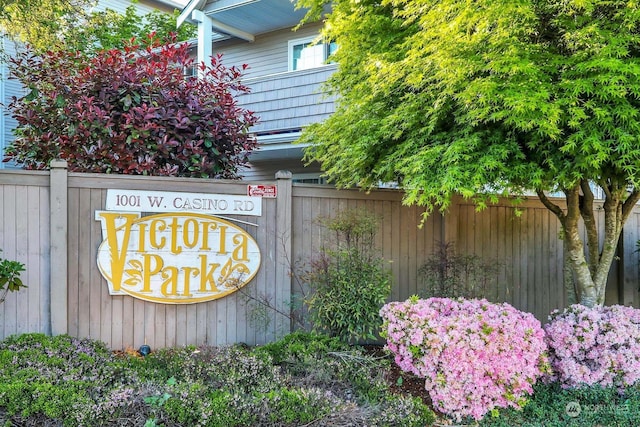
[380,297,548,421]
[544,304,640,389]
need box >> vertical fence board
[26,186,42,332]
[39,187,51,334]
[175,305,187,347]
[3,185,17,336]
[164,304,176,349]
[68,188,80,338]
[14,186,29,335]
[122,296,134,349]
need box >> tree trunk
[537,184,640,308]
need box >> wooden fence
[1,165,639,349]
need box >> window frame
[287,36,336,71]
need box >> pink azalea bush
[380,297,548,421]
[544,304,640,389]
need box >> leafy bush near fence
[6,36,257,178]
[303,209,392,343]
[0,332,435,426]
[380,297,549,422]
[0,249,26,303]
[544,304,640,389]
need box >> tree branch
[536,189,565,222]
[622,188,640,223]
[579,179,599,275]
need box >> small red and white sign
[248,184,277,198]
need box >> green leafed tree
[0,0,195,54]
[0,0,94,52]
[297,0,640,307]
[63,5,196,54]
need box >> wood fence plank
[26,186,42,332]
[68,188,81,338]
[39,187,51,334]
[175,304,187,347]
[164,304,176,348]
[3,185,18,336]
[133,299,146,349]
[143,302,156,349]
[154,303,166,349]
[122,296,134,349]
[15,186,29,335]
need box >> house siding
[208,23,334,180]
[240,158,317,181]
[213,22,325,79]
[0,39,23,169]
[91,0,180,15]
[239,65,336,134]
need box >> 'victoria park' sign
[95,189,264,304]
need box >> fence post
[50,160,68,336]
[275,170,293,338]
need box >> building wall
[92,0,181,14]
[212,22,324,79]
[209,23,333,180]
[0,39,23,169]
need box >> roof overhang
[177,0,208,27]
[178,0,310,42]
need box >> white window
[288,37,337,71]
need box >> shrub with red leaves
[4,35,258,178]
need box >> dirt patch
[362,345,432,405]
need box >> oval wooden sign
[95,212,261,304]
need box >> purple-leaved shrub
[380,297,549,421]
[544,304,640,389]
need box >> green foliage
[370,394,437,427]
[480,382,640,427]
[418,241,499,299]
[164,388,254,427]
[0,250,26,302]
[265,387,335,424]
[0,333,435,426]
[301,0,640,203]
[298,0,640,306]
[0,1,194,55]
[257,332,434,425]
[0,334,139,426]
[255,331,350,364]
[303,209,391,343]
[64,5,196,55]
[0,0,92,53]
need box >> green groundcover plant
[480,382,640,427]
[0,332,434,426]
